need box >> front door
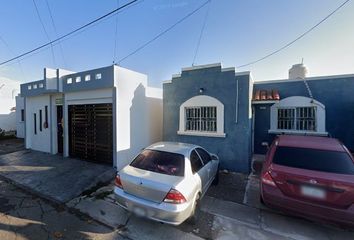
[57,105,63,154]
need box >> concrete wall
[163,64,252,173]
[253,74,354,153]
[0,113,16,132]
[15,95,25,138]
[114,66,163,170]
[25,95,51,153]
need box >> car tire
[212,165,220,185]
[260,195,264,205]
[187,194,200,225]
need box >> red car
[261,135,354,227]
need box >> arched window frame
[269,96,327,135]
[178,95,226,138]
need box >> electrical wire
[237,0,351,68]
[192,0,211,66]
[0,0,139,66]
[45,0,67,68]
[118,0,211,64]
[0,35,26,79]
[113,0,120,63]
[32,0,56,66]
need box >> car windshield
[130,149,185,176]
[273,146,354,175]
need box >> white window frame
[85,74,91,81]
[95,73,102,79]
[178,95,225,138]
[269,96,327,135]
[39,83,44,88]
[67,78,72,84]
[75,76,81,83]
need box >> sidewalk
[0,150,115,203]
[66,174,354,240]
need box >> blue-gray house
[253,72,354,154]
[163,64,253,173]
[163,62,354,173]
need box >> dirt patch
[0,138,25,155]
[206,172,248,204]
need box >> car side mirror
[261,142,269,150]
[211,154,219,161]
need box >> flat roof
[254,73,354,85]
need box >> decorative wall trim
[270,96,326,133]
[178,95,225,137]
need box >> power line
[237,0,351,68]
[118,0,211,64]
[0,35,26,79]
[32,0,56,66]
[45,0,67,68]
[192,0,211,66]
[113,0,120,63]
[0,0,139,66]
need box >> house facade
[253,72,354,154]
[163,64,253,173]
[18,65,162,170]
[163,63,354,173]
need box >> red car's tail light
[262,171,276,187]
[115,174,123,189]
[163,189,186,204]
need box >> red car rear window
[273,146,354,175]
[130,150,185,176]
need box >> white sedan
[114,142,219,225]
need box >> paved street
[0,179,120,240]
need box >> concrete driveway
[0,150,115,203]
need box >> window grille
[185,106,217,132]
[278,107,316,131]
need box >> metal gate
[68,104,113,164]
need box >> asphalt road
[0,179,121,240]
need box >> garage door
[68,104,113,164]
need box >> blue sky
[0,0,353,87]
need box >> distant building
[17,65,162,169]
[0,77,19,132]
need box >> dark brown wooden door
[68,104,113,164]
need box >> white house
[18,65,162,170]
[0,77,20,132]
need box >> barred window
[278,107,316,131]
[185,107,217,132]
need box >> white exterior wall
[114,66,162,170]
[15,96,25,138]
[63,88,114,157]
[0,77,19,131]
[25,95,51,153]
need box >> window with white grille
[278,107,316,131]
[178,95,225,137]
[185,106,217,132]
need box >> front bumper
[114,187,194,225]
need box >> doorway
[57,105,63,154]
